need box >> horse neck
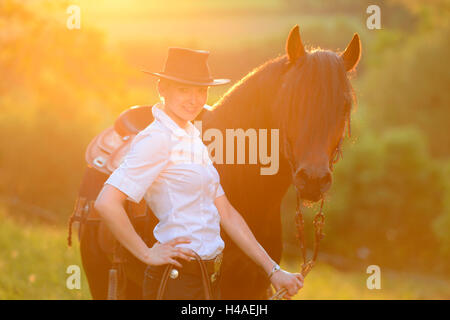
[207,60,284,129]
[202,57,293,206]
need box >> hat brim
[142,70,230,86]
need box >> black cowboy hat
[142,47,230,86]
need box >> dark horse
[76,25,361,299]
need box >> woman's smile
[183,105,200,114]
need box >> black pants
[142,264,221,300]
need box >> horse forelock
[276,49,356,157]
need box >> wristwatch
[268,263,281,279]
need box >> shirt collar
[152,103,200,138]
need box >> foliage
[302,126,448,273]
[0,0,138,220]
[362,16,450,157]
[1,0,449,288]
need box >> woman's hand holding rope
[269,269,304,300]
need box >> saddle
[85,105,153,175]
[68,106,154,251]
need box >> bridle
[270,112,351,300]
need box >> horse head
[275,25,361,202]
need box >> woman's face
[159,80,209,126]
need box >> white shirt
[105,104,225,259]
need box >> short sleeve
[105,130,170,203]
[215,183,225,198]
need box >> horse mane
[206,48,356,144]
[206,55,289,130]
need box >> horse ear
[286,25,306,63]
[340,33,361,72]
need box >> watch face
[269,264,281,279]
[271,264,280,274]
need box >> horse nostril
[295,168,309,190]
[295,169,331,195]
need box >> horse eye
[343,101,352,116]
[332,138,344,164]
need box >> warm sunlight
[1,0,448,305]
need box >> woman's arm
[94,184,195,268]
[215,194,303,299]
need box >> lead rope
[298,198,325,277]
[269,197,325,300]
[270,114,351,300]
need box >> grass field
[282,258,450,300]
[0,206,91,299]
[1,206,449,300]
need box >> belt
[171,252,223,283]
[156,251,223,300]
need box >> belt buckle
[210,253,223,283]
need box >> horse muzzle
[293,168,332,202]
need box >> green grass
[0,206,92,299]
[1,205,448,299]
[281,258,450,300]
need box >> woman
[94,47,303,300]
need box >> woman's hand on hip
[142,237,197,268]
[270,270,304,300]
